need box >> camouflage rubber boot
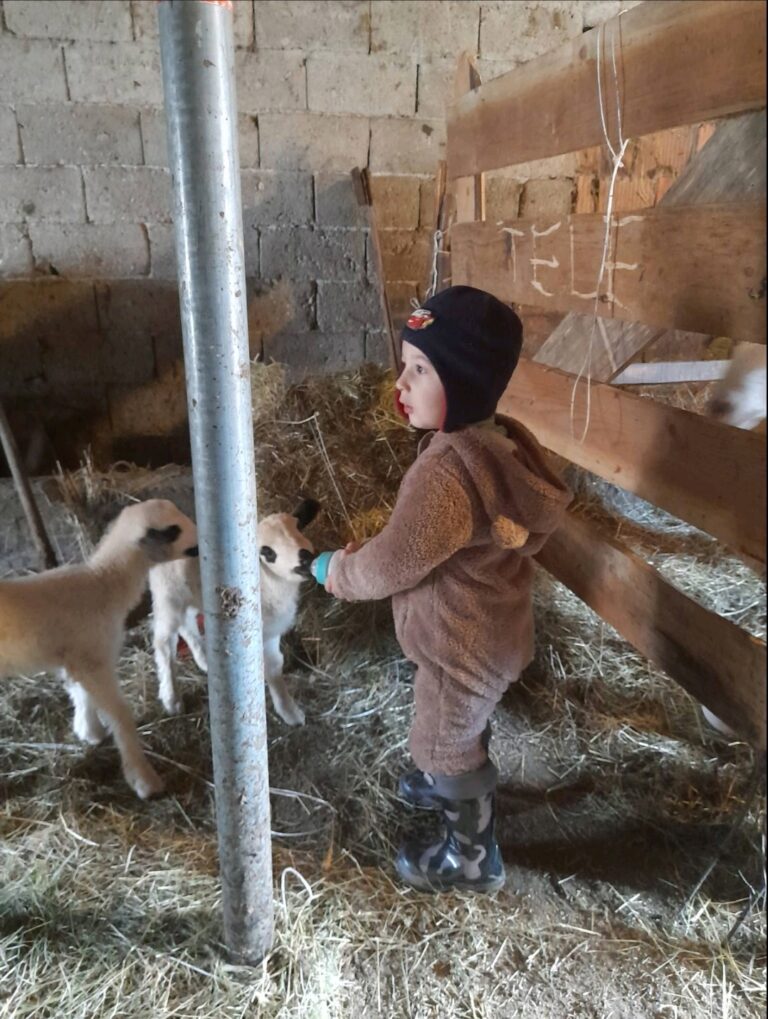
[397,723,492,810]
[395,791,505,892]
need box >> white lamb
[0,499,199,799]
[701,342,766,737]
[707,342,767,431]
[149,497,319,726]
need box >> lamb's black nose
[298,548,314,566]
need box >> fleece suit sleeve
[330,450,474,602]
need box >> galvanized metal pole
[157,0,273,964]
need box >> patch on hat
[406,308,435,330]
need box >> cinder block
[369,176,421,230]
[307,53,416,117]
[241,170,313,226]
[383,281,419,331]
[96,279,180,381]
[416,58,455,118]
[0,39,68,102]
[236,50,306,114]
[375,230,431,283]
[132,0,255,48]
[30,223,149,278]
[18,103,143,166]
[147,224,177,280]
[0,225,33,277]
[255,1,369,52]
[316,280,381,332]
[364,328,392,367]
[141,108,260,167]
[583,0,642,30]
[519,177,574,219]
[84,166,172,224]
[65,42,164,105]
[20,280,103,389]
[243,225,260,277]
[372,1,479,57]
[369,118,445,175]
[486,176,523,220]
[4,0,133,41]
[0,166,85,221]
[419,178,436,230]
[493,152,580,180]
[479,2,582,63]
[0,106,20,164]
[261,227,365,280]
[262,330,365,380]
[247,277,315,340]
[109,365,189,437]
[314,173,367,229]
[259,113,369,173]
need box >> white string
[310,413,353,530]
[426,227,445,299]
[569,18,630,444]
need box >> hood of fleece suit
[435,414,573,554]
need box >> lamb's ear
[139,524,182,562]
[292,497,320,531]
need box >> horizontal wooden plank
[533,112,767,381]
[447,0,767,178]
[499,359,766,562]
[535,512,766,748]
[451,203,766,343]
[612,360,729,385]
[534,318,666,382]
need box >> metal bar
[157,0,273,964]
[0,399,57,570]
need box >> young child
[319,285,572,893]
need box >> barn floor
[1,367,765,1018]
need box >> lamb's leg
[69,664,165,799]
[153,621,183,715]
[64,672,107,745]
[179,607,208,674]
[264,635,305,727]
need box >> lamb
[701,342,766,738]
[149,497,319,726]
[0,499,199,799]
[707,342,767,431]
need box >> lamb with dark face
[149,497,321,726]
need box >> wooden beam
[534,318,666,382]
[532,111,767,381]
[453,53,485,225]
[499,359,766,562]
[451,203,767,343]
[351,167,400,371]
[535,512,766,749]
[447,0,767,179]
[612,360,729,385]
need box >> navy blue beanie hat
[400,285,523,432]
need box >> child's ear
[292,497,320,531]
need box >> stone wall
[0,0,629,470]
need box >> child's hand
[325,548,349,597]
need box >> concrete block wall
[0,0,631,469]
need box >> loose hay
[1,363,765,1018]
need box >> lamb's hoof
[278,702,306,727]
[161,694,184,716]
[74,717,108,745]
[127,765,166,800]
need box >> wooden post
[453,53,485,226]
[0,400,57,570]
[351,167,400,372]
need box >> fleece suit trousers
[408,662,515,776]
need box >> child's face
[396,341,446,430]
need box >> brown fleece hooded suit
[330,413,572,776]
